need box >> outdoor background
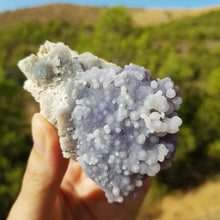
[0,2,220,220]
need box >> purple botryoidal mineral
[18,41,182,203]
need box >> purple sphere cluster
[18,41,182,203]
[71,64,182,202]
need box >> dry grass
[0,4,220,29]
[0,4,105,28]
[137,176,220,220]
[127,7,220,26]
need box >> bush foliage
[0,6,220,218]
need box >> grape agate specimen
[18,41,182,203]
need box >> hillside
[1,4,220,28]
[0,4,104,28]
[129,6,220,26]
[0,5,220,219]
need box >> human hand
[7,113,153,220]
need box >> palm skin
[52,160,153,220]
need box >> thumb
[24,113,69,194]
[9,114,69,219]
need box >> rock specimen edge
[18,41,182,203]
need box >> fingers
[8,114,69,220]
[63,160,83,183]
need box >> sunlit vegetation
[0,6,220,219]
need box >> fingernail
[32,114,46,154]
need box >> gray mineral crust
[18,41,182,203]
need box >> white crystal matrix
[18,41,182,203]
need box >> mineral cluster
[18,41,182,203]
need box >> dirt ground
[137,176,220,220]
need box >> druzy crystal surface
[18,41,182,203]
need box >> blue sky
[1,0,220,12]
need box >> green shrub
[1,6,220,218]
